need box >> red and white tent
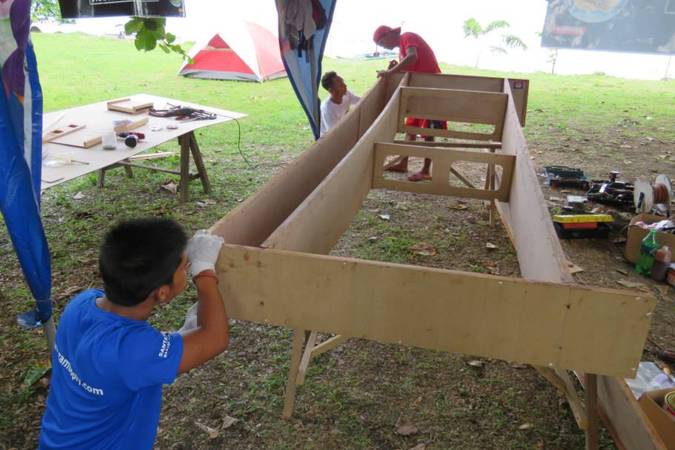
[179,21,286,82]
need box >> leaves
[124,17,190,61]
[503,34,528,50]
[462,18,482,39]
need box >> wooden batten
[262,86,404,254]
[217,244,653,378]
[398,87,507,141]
[372,142,515,201]
[392,140,502,149]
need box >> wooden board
[261,86,402,254]
[216,244,654,378]
[372,142,515,201]
[113,116,149,133]
[408,73,528,127]
[210,78,396,246]
[496,82,571,283]
[399,87,507,141]
[51,130,102,148]
[107,97,154,114]
[43,123,85,143]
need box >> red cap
[373,25,400,43]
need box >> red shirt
[399,32,441,74]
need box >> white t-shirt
[320,91,361,136]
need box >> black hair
[99,217,188,306]
[321,71,339,91]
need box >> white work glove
[178,302,199,335]
[186,230,224,278]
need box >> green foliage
[124,17,190,61]
[31,0,61,22]
[462,17,527,67]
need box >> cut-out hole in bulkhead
[382,155,433,184]
[448,161,490,189]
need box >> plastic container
[651,245,672,281]
[636,229,659,276]
[626,361,675,399]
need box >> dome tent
[179,21,286,82]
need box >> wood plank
[210,77,398,246]
[43,123,85,143]
[408,73,528,126]
[586,374,599,450]
[399,87,507,141]
[296,331,318,386]
[282,329,305,419]
[216,244,654,378]
[310,335,348,358]
[262,87,402,254]
[392,139,502,149]
[496,82,571,283]
[372,143,514,202]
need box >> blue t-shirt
[39,289,184,449]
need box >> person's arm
[178,231,229,374]
[377,46,417,78]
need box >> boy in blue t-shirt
[39,218,229,449]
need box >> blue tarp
[276,0,337,140]
[1,0,52,327]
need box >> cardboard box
[625,213,675,263]
[638,388,675,449]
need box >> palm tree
[463,18,528,68]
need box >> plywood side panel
[372,143,514,201]
[262,90,402,254]
[408,72,504,92]
[497,82,571,284]
[400,87,507,125]
[596,376,667,450]
[496,80,663,450]
[408,73,528,126]
[217,245,654,378]
[210,79,390,246]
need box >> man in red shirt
[373,25,446,182]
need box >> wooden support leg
[178,134,191,202]
[123,164,134,178]
[188,131,211,194]
[310,335,347,358]
[536,366,587,429]
[97,168,106,188]
[296,330,318,386]
[585,373,599,450]
[282,329,306,419]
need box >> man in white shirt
[320,71,360,136]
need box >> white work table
[41,94,246,201]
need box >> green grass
[0,32,673,449]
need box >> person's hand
[186,230,224,278]
[387,59,398,70]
